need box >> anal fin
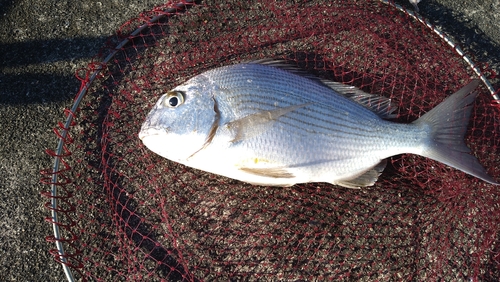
[336,160,387,188]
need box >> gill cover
[139,75,219,161]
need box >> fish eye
[163,91,185,108]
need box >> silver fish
[139,60,498,188]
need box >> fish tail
[414,79,498,185]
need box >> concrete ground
[0,0,498,281]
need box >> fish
[139,59,498,188]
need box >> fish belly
[187,117,422,186]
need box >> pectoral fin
[226,103,310,142]
[336,160,387,188]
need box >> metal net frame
[41,1,500,281]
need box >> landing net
[41,1,500,281]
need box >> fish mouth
[138,127,168,140]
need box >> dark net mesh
[42,0,500,281]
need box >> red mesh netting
[42,0,500,281]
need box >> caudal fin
[414,79,498,185]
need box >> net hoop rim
[381,0,499,100]
[40,1,499,281]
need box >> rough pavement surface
[0,0,498,281]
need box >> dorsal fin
[322,81,398,119]
[248,59,323,82]
[248,59,397,119]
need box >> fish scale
[215,66,377,120]
[209,65,399,151]
[139,60,498,187]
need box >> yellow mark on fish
[235,157,272,167]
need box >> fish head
[139,76,218,162]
